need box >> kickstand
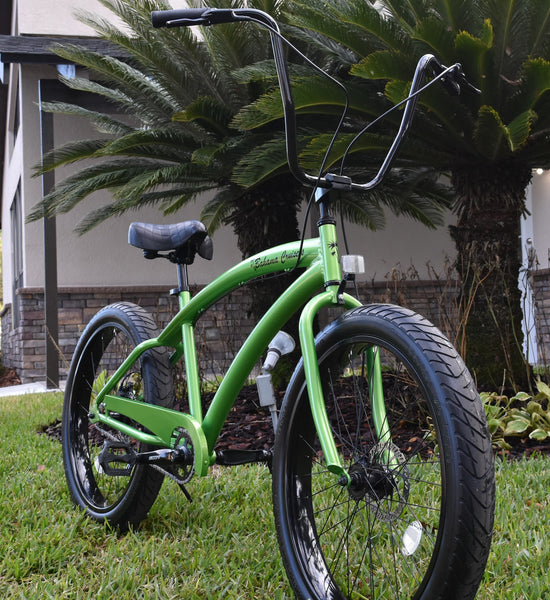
[177,482,193,503]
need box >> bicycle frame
[89,211,382,481]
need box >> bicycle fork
[303,191,392,483]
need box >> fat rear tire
[62,302,174,530]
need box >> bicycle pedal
[97,441,136,476]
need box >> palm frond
[28,159,159,220]
[34,139,109,174]
[487,0,530,83]
[351,51,417,82]
[525,0,550,57]
[232,134,289,187]
[52,46,178,122]
[111,163,212,202]
[352,167,452,228]
[338,193,386,231]
[283,25,359,70]
[454,21,494,98]
[102,128,199,160]
[412,16,457,64]
[472,105,510,160]
[507,110,538,152]
[38,101,134,137]
[333,0,413,47]
[200,188,236,232]
[510,58,550,116]
[79,0,223,106]
[233,75,376,130]
[172,97,235,137]
[431,0,483,33]
[232,61,279,84]
[286,3,376,58]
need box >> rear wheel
[273,304,495,600]
[62,302,174,530]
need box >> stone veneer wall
[1,285,255,384]
[530,269,550,364]
[1,278,460,384]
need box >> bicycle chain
[93,424,124,443]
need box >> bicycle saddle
[128,221,213,264]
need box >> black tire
[62,302,174,530]
[273,304,495,600]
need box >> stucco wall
[17,0,120,37]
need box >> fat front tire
[273,304,495,600]
[62,302,174,530]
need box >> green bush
[482,380,550,450]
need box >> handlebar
[151,8,239,27]
[152,8,479,192]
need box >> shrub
[482,381,550,451]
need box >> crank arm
[215,449,272,467]
[94,394,212,476]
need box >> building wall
[1,62,244,306]
[529,170,550,270]
[1,284,255,383]
[529,268,550,367]
[16,0,120,36]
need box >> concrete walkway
[0,381,64,397]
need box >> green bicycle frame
[91,220,388,480]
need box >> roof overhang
[0,34,129,64]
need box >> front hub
[346,444,410,522]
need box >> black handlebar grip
[152,8,239,28]
[151,9,208,28]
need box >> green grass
[1,392,549,599]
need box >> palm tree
[29,0,308,318]
[31,0,453,321]
[30,0,303,268]
[243,0,550,390]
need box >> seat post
[171,263,190,296]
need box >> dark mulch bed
[209,386,278,452]
[495,437,550,459]
[38,385,278,453]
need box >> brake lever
[431,59,481,96]
[453,65,482,95]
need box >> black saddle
[128,221,213,264]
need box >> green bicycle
[62,8,495,600]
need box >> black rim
[67,322,143,513]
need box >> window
[10,184,23,327]
[12,79,19,145]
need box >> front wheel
[273,304,495,600]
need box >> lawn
[1,392,548,599]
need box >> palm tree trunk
[450,163,532,391]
